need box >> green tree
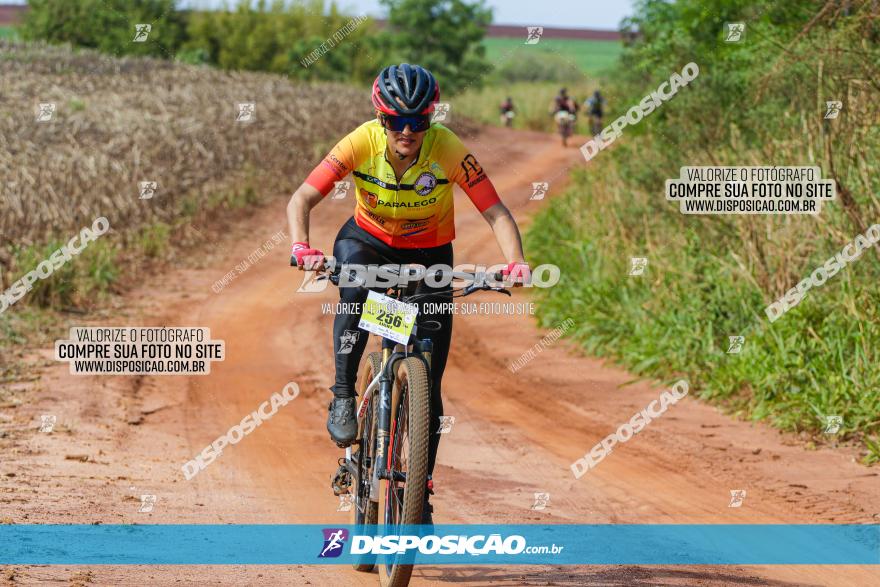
[183,0,386,81]
[379,0,492,94]
[22,0,185,57]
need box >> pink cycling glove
[501,261,531,285]
[291,242,325,270]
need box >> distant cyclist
[550,88,578,146]
[585,90,605,136]
[550,87,579,115]
[286,63,530,522]
[499,96,515,127]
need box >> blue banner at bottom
[1,524,878,565]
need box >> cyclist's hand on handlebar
[290,242,325,271]
[500,261,531,287]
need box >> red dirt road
[2,126,879,586]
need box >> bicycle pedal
[334,438,358,449]
[331,463,352,496]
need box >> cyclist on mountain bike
[286,63,530,520]
[499,96,515,127]
[551,87,578,115]
[550,87,578,146]
[585,90,605,136]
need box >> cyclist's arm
[481,203,526,264]
[286,125,370,245]
[287,183,323,245]
[440,133,525,264]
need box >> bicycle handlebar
[304,260,512,300]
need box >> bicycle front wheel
[378,356,430,587]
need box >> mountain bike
[589,112,603,137]
[323,263,510,587]
[554,110,576,147]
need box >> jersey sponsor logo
[322,153,348,178]
[378,197,437,209]
[354,170,396,190]
[401,220,430,230]
[362,208,386,225]
[360,188,379,209]
[460,153,486,187]
[414,172,438,196]
[403,226,430,237]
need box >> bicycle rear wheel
[378,356,430,587]
[351,352,381,572]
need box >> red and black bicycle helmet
[371,63,440,116]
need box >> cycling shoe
[327,397,357,447]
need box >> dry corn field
[0,40,372,272]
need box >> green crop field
[457,36,621,130]
[482,37,622,77]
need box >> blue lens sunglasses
[380,113,432,132]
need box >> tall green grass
[453,81,598,132]
[525,0,880,462]
[528,151,880,463]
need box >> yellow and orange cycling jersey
[305,120,501,248]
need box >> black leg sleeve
[329,237,383,399]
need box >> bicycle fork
[373,337,434,484]
[372,342,396,500]
[360,335,433,503]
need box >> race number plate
[358,291,418,345]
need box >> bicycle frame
[323,263,508,517]
[346,319,434,509]
[324,263,511,583]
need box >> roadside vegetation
[454,81,596,132]
[0,0,489,371]
[0,40,372,372]
[482,37,622,77]
[18,0,621,131]
[454,37,622,131]
[20,0,492,93]
[527,0,880,461]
